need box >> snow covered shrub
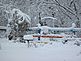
[7,8,31,40]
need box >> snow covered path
[0,38,81,61]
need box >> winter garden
[0,0,81,61]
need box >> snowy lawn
[0,38,81,61]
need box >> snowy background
[0,0,81,61]
[0,0,81,27]
[0,0,81,36]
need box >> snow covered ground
[0,38,81,61]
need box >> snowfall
[0,38,81,61]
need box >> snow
[10,8,31,24]
[23,35,33,40]
[30,25,81,32]
[41,17,57,20]
[72,23,76,28]
[0,38,81,61]
[37,23,41,27]
[0,26,7,30]
[41,26,49,34]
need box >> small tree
[7,8,31,40]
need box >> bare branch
[54,0,75,15]
[74,3,77,14]
[69,0,74,7]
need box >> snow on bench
[23,35,33,41]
